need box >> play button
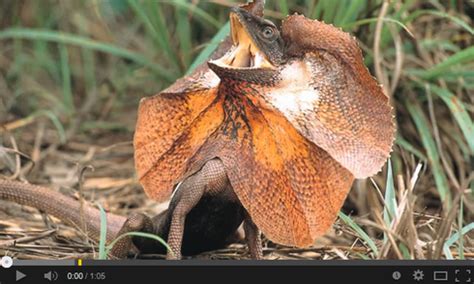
[16,270,26,281]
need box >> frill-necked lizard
[0,0,394,259]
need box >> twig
[426,84,460,194]
[8,135,21,180]
[0,229,57,246]
[388,24,403,95]
[77,165,95,241]
[0,116,36,134]
[373,0,390,96]
[0,147,33,178]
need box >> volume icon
[44,271,58,281]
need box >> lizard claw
[166,250,182,260]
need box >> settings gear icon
[413,269,424,281]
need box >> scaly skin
[1,0,395,260]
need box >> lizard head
[208,7,286,83]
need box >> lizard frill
[134,11,395,248]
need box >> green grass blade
[311,0,324,20]
[127,0,179,71]
[148,1,181,70]
[338,0,365,26]
[58,44,74,112]
[405,69,474,83]
[355,253,371,260]
[342,17,412,35]
[457,196,464,259]
[427,84,474,153]
[443,222,474,259]
[305,0,316,16]
[378,0,419,48]
[161,0,221,29]
[106,231,171,256]
[446,130,471,159]
[332,0,347,26]
[398,243,411,259]
[33,110,67,144]
[96,203,108,260]
[34,40,58,81]
[322,0,338,23]
[127,0,162,49]
[383,159,397,243]
[405,10,474,35]
[420,39,460,53]
[421,46,474,80]
[278,0,289,15]
[186,21,230,75]
[396,134,427,160]
[405,100,451,205]
[339,212,378,255]
[175,0,192,69]
[82,48,96,93]
[434,11,474,35]
[0,28,176,81]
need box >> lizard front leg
[166,158,229,260]
[109,212,154,259]
[166,173,204,260]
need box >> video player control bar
[0,258,472,284]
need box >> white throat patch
[267,61,320,114]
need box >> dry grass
[0,0,473,260]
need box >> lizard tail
[0,179,126,242]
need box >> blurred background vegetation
[0,0,473,259]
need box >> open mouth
[209,12,274,69]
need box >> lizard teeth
[209,42,274,69]
[254,52,264,67]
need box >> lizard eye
[261,26,275,39]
